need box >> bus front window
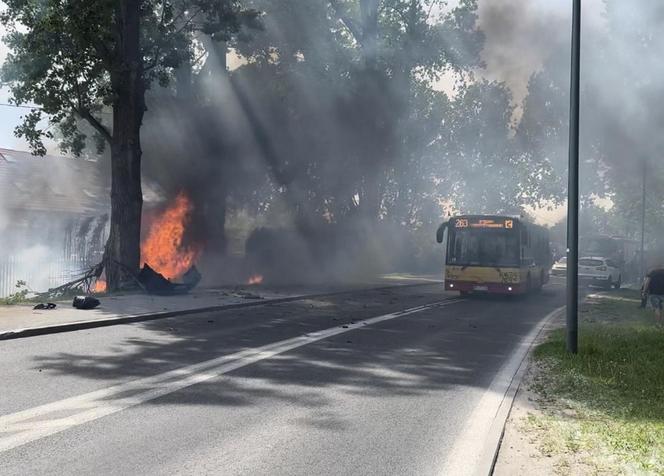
[448,229,520,267]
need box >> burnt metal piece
[137,264,201,296]
[72,296,101,310]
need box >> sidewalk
[0,274,442,339]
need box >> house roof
[0,148,110,215]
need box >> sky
[0,31,32,151]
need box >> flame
[141,192,201,280]
[247,274,263,285]
[93,279,107,293]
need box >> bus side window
[521,229,529,247]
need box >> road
[0,281,565,475]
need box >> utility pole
[640,158,647,282]
[566,0,581,354]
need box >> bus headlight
[449,283,454,288]
[508,286,513,291]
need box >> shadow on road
[29,284,565,429]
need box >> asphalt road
[0,281,565,475]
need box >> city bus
[436,215,552,295]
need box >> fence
[0,256,96,298]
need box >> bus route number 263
[455,218,469,228]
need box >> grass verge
[524,289,664,474]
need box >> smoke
[0,151,109,296]
[478,0,605,106]
[489,0,664,249]
[5,0,663,293]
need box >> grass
[525,289,664,474]
[0,280,33,305]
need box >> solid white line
[440,305,565,476]
[0,298,463,453]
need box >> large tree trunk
[104,0,146,291]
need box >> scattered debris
[39,259,201,300]
[72,296,101,310]
[33,303,56,310]
[39,263,104,299]
[233,290,263,300]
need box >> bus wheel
[613,275,622,289]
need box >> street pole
[640,158,647,281]
[566,0,581,354]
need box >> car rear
[578,257,612,287]
[551,258,567,277]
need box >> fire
[93,279,107,293]
[247,274,263,285]
[141,192,201,280]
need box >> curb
[483,306,565,476]
[0,281,442,341]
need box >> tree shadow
[29,284,565,430]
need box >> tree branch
[68,80,112,144]
[329,0,364,44]
[77,107,112,144]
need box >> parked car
[551,256,567,277]
[578,256,621,289]
[551,257,567,277]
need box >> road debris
[72,296,101,310]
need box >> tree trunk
[104,0,146,291]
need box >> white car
[578,256,621,289]
[551,257,567,277]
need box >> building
[0,148,109,297]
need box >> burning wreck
[136,191,203,295]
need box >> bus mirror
[436,223,446,244]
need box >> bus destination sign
[454,218,514,229]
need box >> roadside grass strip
[525,290,664,474]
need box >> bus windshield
[448,228,520,267]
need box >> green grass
[526,290,664,474]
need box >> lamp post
[566,0,581,354]
[640,158,647,282]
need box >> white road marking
[440,305,565,476]
[0,299,463,453]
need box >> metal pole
[640,158,647,281]
[566,0,581,354]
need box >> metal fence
[0,256,94,298]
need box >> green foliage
[0,0,258,156]
[1,0,115,154]
[0,280,31,305]
[516,0,664,243]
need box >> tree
[229,0,484,226]
[1,0,257,290]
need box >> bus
[436,215,552,295]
